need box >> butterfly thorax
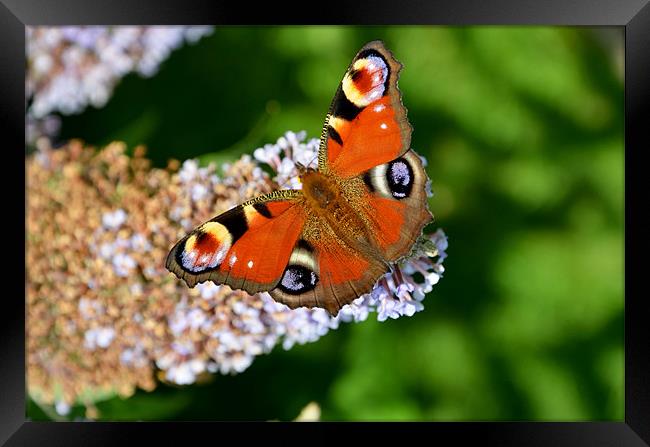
[300,170,368,241]
[300,170,337,208]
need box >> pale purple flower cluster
[28,133,447,404]
[253,130,320,189]
[90,210,150,280]
[26,26,214,144]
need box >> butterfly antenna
[307,152,319,170]
[273,138,318,192]
[274,175,293,191]
[274,163,303,191]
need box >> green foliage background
[31,26,624,421]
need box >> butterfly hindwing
[269,233,389,315]
[166,190,306,294]
[320,40,412,178]
[360,149,433,261]
[271,149,432,316]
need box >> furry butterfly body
[166,41,433,315]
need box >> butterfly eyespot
[278,265,319,295]
[342,53,389,108]
[387,159,414,199]
[178,224,233,273]
[363,156,417,200]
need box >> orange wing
[269,233,389,315]
[319,40,411,178]
[359,149,433,262]
[166,190,306,294]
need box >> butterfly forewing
[166,190,305,294]
[319,40,412,178]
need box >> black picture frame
[4,0,649,445]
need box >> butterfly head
[295,161,314,177]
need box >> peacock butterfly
[166,40,433,315]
